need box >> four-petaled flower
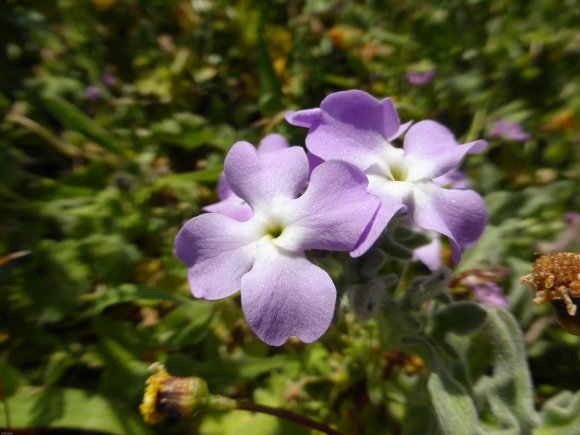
[175,141,379,345]
[286,90,488,262]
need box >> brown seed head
[531,252,580,294]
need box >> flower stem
[233,400,343,435]
[2,397,10,429]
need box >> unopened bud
[140,363,209,424]
[350,279,387,320]
[402,267,452,311]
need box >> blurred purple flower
[537,212,580,253]
[465,278,508,307]
[565,212,580,225]
[101,72,117,86]
[490,119,530,141]
[406,69,437,85]
[85,85,101,101]
[286,90,488,262]
[175,141,380,345]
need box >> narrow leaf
[44,97,124,155]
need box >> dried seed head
[531,252,580,292]
[140,363,209,424]
[521,252,580,318]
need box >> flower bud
[140,363,209,424]
[349,279,387,320]
[402,267,452,311]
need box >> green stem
[235,401,342,435]
[2,397,10,429]
[7,114,81,157]
[208,395,342,435]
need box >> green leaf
[95,284,192,313]
[137,166,223,203]
[428,370,478,435]
[474,307,538,433]
[1,387,153,434]
[44,97,124,155]
[0,360,20,399]
[154,302,215,348]
[43,351,75,386]
[456,225,503,272]
[433,302,488,336]
[536,391,580,435]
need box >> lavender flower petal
[350,194,406,257]
[257,133,290,152]
[410,183,487,263]
[471,282,508,307]
[285,108,322,128]
[287,90,402,169]
[85,85,101,101]
[202,196,252,221]
[490,119,530,142]
[241,246,336,346]
[174,213,258,299]
[406,69,437,86]
[203,134,290,220]
[307,152,324,173]
[433,169,470,189]
[224,141,309,212]
[404,120,487,180]
[414,237,442,271]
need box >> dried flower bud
[140,363,209,424]
[521,252,580,317]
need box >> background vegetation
[1,0,578,433]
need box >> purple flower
[175,141,380,345]
[85,85,101,101]
[490,119,530,142]
[466,279,508,307]
[406,69,437,86]
[101,72,117,86]
[286,90,488,262]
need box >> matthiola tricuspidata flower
[286,89,488,262]
[175,141,379,345]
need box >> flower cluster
[176,90,488,345]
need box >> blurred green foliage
[0,0,578,433]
